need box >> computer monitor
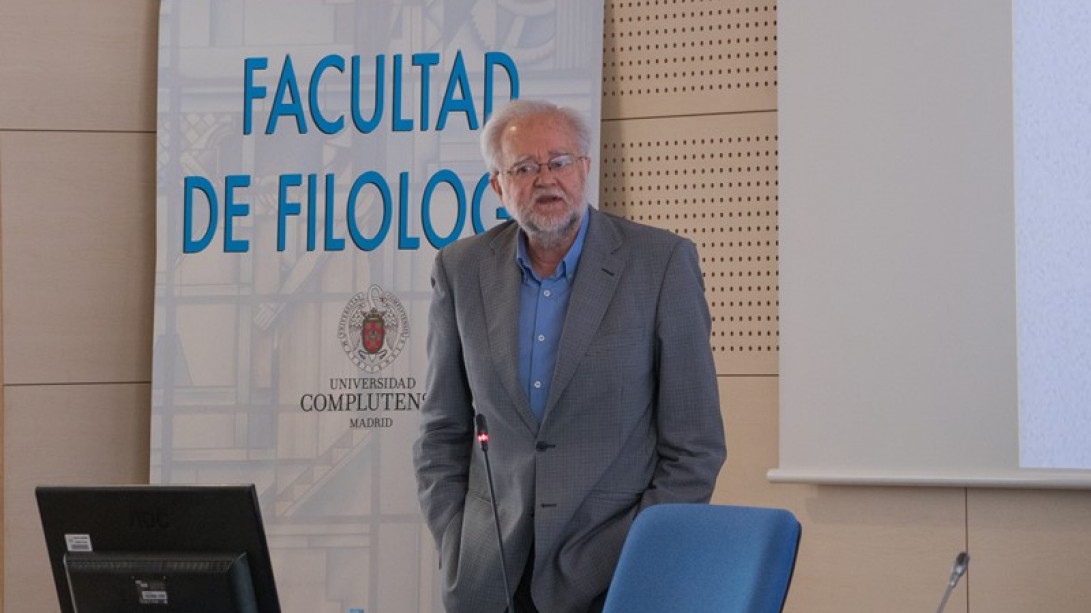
[36,484,281,613]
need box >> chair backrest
[602,503,801,613]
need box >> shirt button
[543,290,552,297]
[537,334,546,342]
[533,380,542,389]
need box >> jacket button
[535,441,555,451]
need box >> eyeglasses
[502,154,587,180]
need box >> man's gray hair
[480,99,592,174]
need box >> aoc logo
[339,285,409,373]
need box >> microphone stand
[476,414,516,613]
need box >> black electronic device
[36,484,280,613]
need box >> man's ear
[489,173,503,198]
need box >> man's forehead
[502,114,578,151]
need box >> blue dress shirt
[515,213,590,421]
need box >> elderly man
[414,99,725,613]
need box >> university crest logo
[339,285,410,372]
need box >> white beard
[514,199,588,250]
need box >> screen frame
[36,484,281,613]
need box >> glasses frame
[500,154,589,180]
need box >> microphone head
[475,414,489,447]
[946,551,970,589]
[953,552,969,577]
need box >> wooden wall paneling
[967,489,1091,613]
[715,376,969,613]
[784,485,968,613]
[0,0,158,132]
[713,374,782,507]
[0,132,156,385]
[0,130,5,609]
[603,0,778,119]
[3,383,151,613]
[600,113,778,374]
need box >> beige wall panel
[3,383,150,613]
[1,132,156,385]
[713,374,784,507]
[600,113,778,374]
[0,136,5,607]
[0,0,158,132]
[784,485,968,613]
[967,488,1091,612]
[714,375,968,613]
[603,0,777,119]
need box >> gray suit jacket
[414,207,726,613]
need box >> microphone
[935,551,970,613]
[475,414,516,613]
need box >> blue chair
[602,503,802,613]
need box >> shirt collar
[515,209,590,282]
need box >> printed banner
[152,2,603,611]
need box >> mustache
[532,189,565,202]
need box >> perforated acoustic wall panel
[603,1,777,119]
[600,113,778,374]
[601,1,779,375]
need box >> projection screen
[774,0,1091,488]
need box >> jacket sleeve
[641,238,726,508]
[413,249,474,548]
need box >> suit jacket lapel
[544,209,625,422]
[479,222,539,432]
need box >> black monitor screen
[36,484,281,613]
